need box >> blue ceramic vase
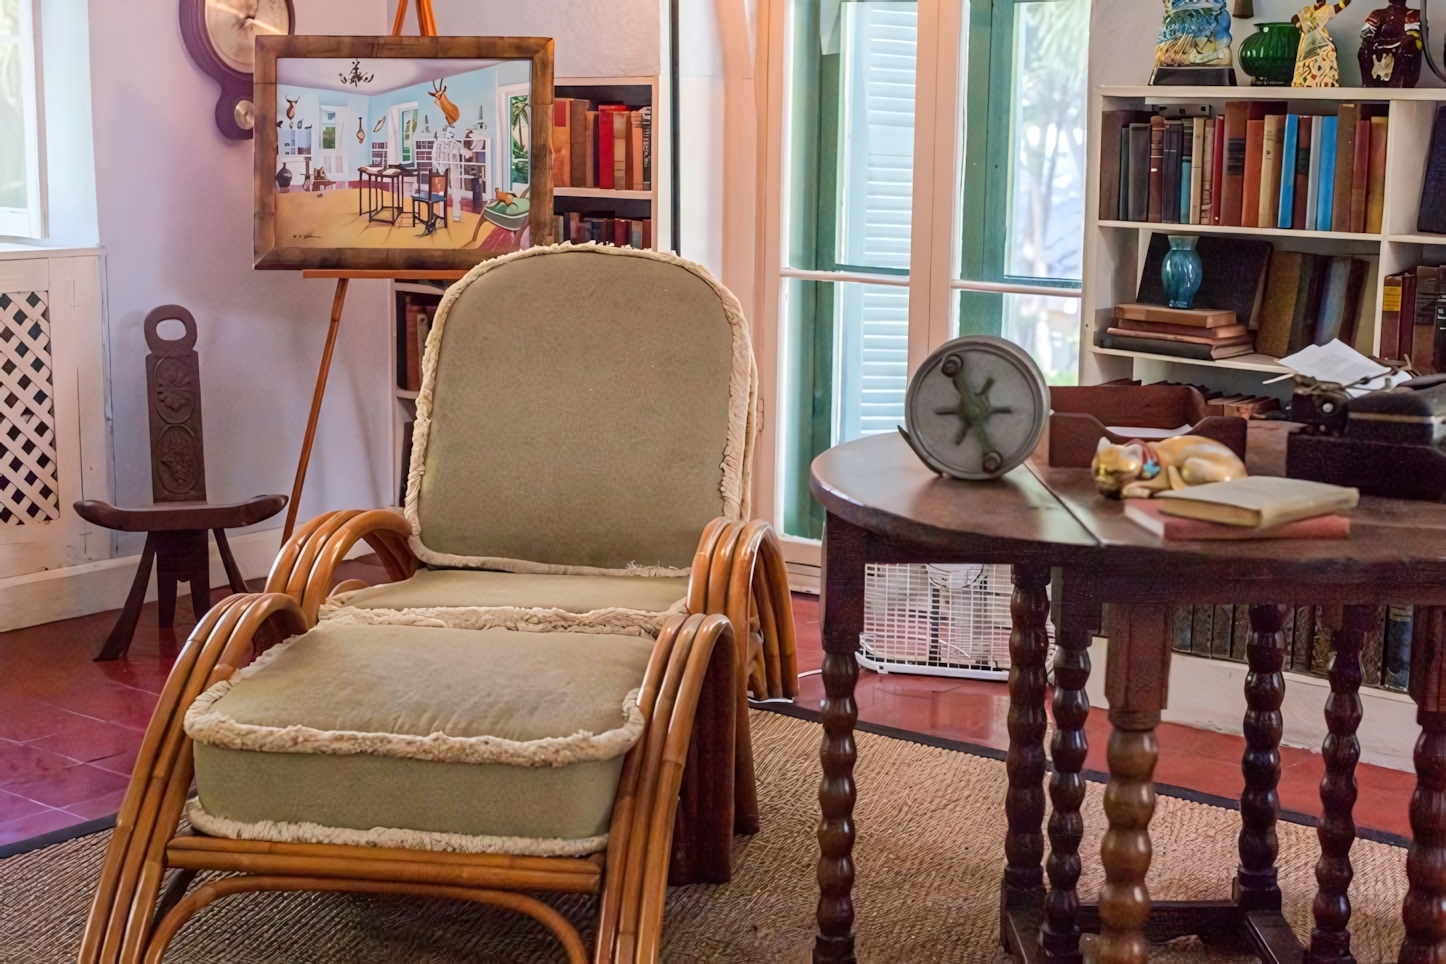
[1161,235,1202,309]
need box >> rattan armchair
[81,244,798,963]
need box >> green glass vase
[1239,22,1301,86]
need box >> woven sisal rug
[0,710,1410,962]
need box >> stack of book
[1101,102,1389,233]
[1380,266,1446,372]
[1255,251,1371,357]
[552,99,652,191]
[1125,476,1358,541]
[555,213,653,248]
[1105,304,1254,360]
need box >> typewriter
[1287,373,1446,500]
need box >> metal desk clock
[899,335,1050,480]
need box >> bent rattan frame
[81,591,739,964]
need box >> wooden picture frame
[254,35,554,271]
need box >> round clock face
[205,0,291,74]
[902,335,1049,480]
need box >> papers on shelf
[1273,339,1397,397]
[1105,425,1193,439]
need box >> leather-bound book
[1256,251,1304,357]
[1287,254,1327,354]
[1098,110,1133,220]
[1380,273,1404,360]
[1261,114,1285,228]
[1149,115,1166,223]
[1332,104,1359,232]
[1365,115,1389,234]
[1113,303,1237,326]
[1096,332,1255,360]
[568,99,588,188]
[1114,319,1247,339]
[1415,265,1438,374]
[1400,269,1418,360]
[1163,120,1182,224]
[1419,105,1446,234]
[1222,102,1249,226]
[1242,119,1266,228]
[1210,114,1226,224]
[1349,116,1372,233]
[1313,256,1368,346]
[1292,116,1312,230]
[1129,123,1151,221]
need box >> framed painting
[254,35,553,271]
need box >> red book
[1210,115,1226,224]
[1241,119,1265,229]
[1124,500,1350,540]
[597,109,615,189]
[1350,117,1371,233]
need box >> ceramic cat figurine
[1091,435,1248,500]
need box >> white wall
[1089,0,1446,89]
[86,0,394,556]
[413,0,661,76]
[680,0,727,277]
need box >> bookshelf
[552,76,661,250]
[1081,86,1446,392]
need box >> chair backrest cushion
[405,244,755,575]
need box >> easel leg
[95,534,156,661]
[283,278,349,540]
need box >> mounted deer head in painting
[428,80,460,127]
[285,96,299,120]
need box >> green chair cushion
[411,247,750,573]
[333,568,690,615]
[187,622,654,852]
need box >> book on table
[1155,476,1360,528]
[1124,498,1350,540]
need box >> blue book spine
[1278,114,1298,228]
[1317,115,1338,231]
[1180,160,1192,222]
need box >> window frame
[0,0,46,240]
[766,0,1084,544]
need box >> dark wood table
[809,431,1446,964]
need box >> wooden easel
[283,0,461,538]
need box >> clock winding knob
[234,100,256,131]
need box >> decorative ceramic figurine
[1091,435,1248,499]
[1161,235,1203,308]
[1359,0,1422,86]
[1154,0,1234,71]
[1292,0,1351,87]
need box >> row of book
[1101,103,1389,234]
[396,295,436,393]
[1102,303,1256,361]
[552,100,652,192]
[1256,252,1371,357]
[557,213,653,249]
[1381,266,1446,373]
[1169,601,1411,692]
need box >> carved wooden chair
[81,244,798,964]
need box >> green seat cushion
[188,622,653,851]
[334,568,689,615]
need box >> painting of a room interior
[273,56,532,252]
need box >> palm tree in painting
[509,94,530,187]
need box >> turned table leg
[1237,604,1288,912]
[1307,604,1367,963]
[815,513,865,964]
[1040,567,1097,964]
[1401,606,1446,964]
[1098,604,1171,964]
[1001,563,1051,944]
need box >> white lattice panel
[0,290,57,525]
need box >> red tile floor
[0,572,1412,853]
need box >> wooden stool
[77,305,286,661]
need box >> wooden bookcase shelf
[1081,86,1446,391]
[552,76,660,250]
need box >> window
[777,0,1087,539]
[0,0,43,239]
[400,107,418,164]
[321,106,338,150]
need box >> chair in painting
[411,170,448,235]
[80,244,798,964]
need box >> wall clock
[180,0,295,140]
[899,335,1049,480]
